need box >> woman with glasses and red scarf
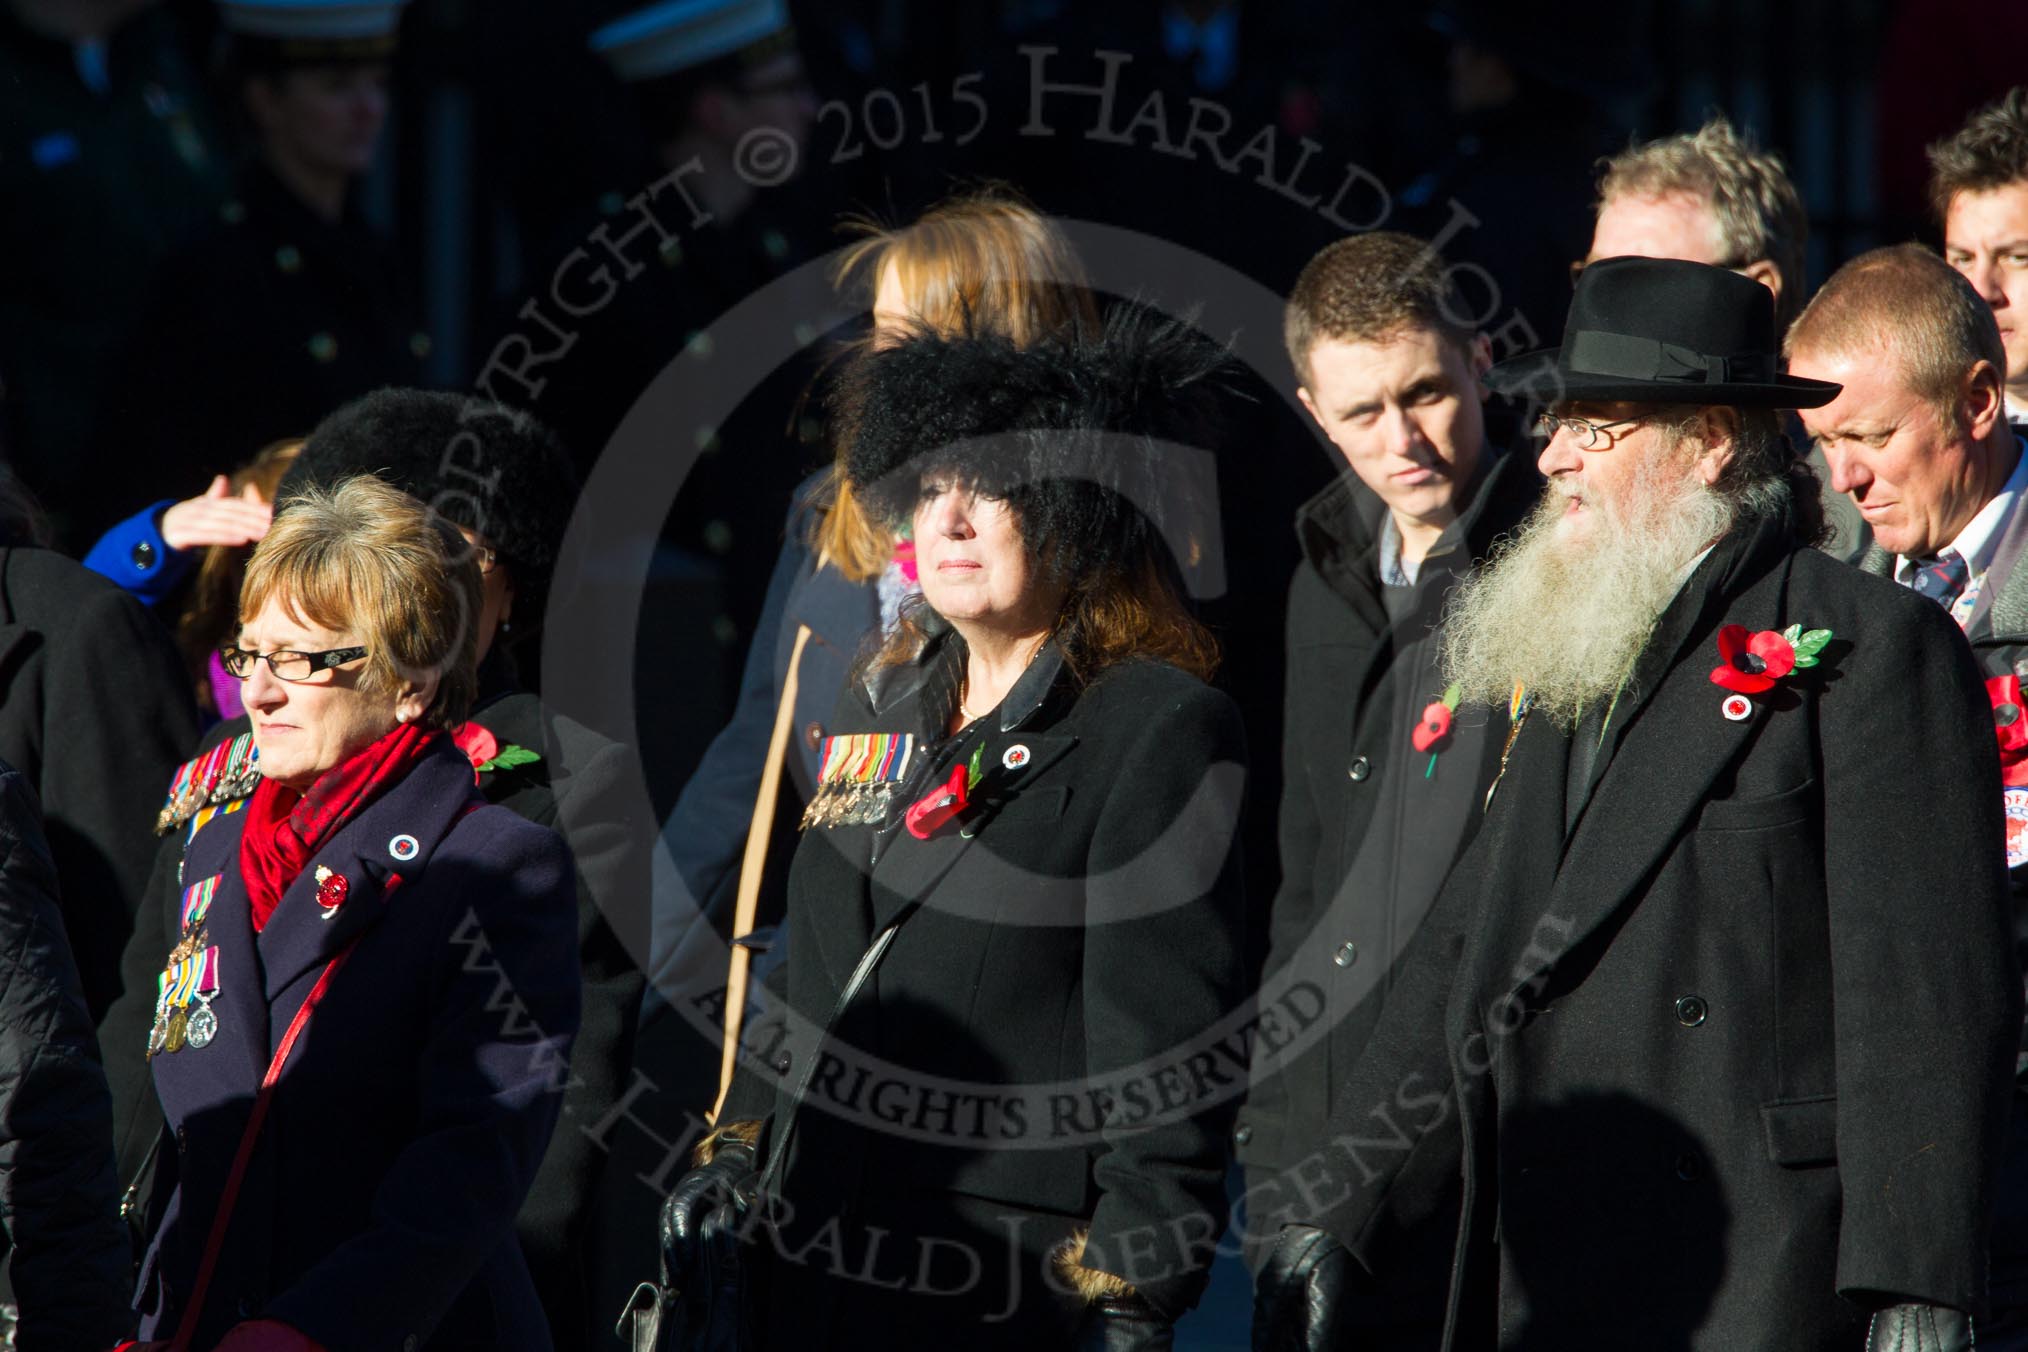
[122,475,579,1352]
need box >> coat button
[1347,756,1371,782]
[774,1052,792,1074]
[1675,995,1708,1027]
[1333,941,1358,968]
[130,539,156,571]
[1233,1123,1253,1146]
[804,721,824,750]
[1674,1152,1702,1181]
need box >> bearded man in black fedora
[1251,257,2021,1352]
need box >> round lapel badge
[388,834,419,863]
[1720,694,1753,723]
[2006,788,2028,870]
[1001,744,1031,771]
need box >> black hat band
[1566,330,1775,387]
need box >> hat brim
[1485,347,1841,410]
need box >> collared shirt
[1379,512,1468,588]
[1893,440,2028,625]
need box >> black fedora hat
[1485,256,1841,409]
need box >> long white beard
[1440,453,1736,730]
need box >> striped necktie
[1908,551,1970,609]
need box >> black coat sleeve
[35,575,199,1016]
[1079,678,1250,1321]
[0,767,133,1350]
[1818,587,2019,1314]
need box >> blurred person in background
[109,0,430,530]
[1930,87,2028,425]
[1575,115,1869,560]
[102,390,642,1352]
[0,0,227,548]
[84,439,296,722]
[481,0,831,811]
[602,185,1098,1327]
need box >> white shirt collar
[1893,435,2028,583]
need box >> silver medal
[186,1000,218,1050]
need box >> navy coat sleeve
[261,813,583,1348]
[0,766,132,1351]
[648,494,814,995]
[80,503,191,606]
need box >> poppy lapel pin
[906,744,986,841]
[1709,622,1833,719]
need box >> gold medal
[164,1008,188,1054]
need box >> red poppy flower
[905,763,971,840]
[1989,675,2028,786]
[1709,625,1796,695]
[451,722,500,785]
[1411,700,1454,753]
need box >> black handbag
[617,900,923,1352]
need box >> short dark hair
[1284,232,1472,381]
[1929,87,2028,225]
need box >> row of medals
[147,921,218,1057]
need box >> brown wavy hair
[817,186,1099,580]
[177,438,302,712]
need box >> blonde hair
[1597,116,1808,331]
[817,187,1100,579]
[179,438,302,708]
[1786,243,2006,428]
[240,475,482,730]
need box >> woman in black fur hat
[661,308,1250,1348]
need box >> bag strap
[710,624,814,1124]
[755,895,921,1201]
[168,874,406,1351]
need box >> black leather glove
[1251,1223,1354,1352]
[1866,1303,1974,1352]
[657,1135,760,1351]
[1074,1292,1175,1351]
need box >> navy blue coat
[134,739,580,1350]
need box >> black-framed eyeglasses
[1532,412,1656,451]
[219,645,367,682]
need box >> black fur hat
[836,305,1233,584]
[283,388,579,632]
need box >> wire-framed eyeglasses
[218,645,368,682]
[1531,412,1654,451]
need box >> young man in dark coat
[1253,258,2020,1351]
[1239,231,1536,1349]
[1787,244,2028,1349]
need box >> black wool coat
[1241,450,1537,1173]
[721,636,1249,1346]
[0,763,132,1349]
[102,685,644,1352]
[1306,509,2019,1350]
[0,547,198,1017]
